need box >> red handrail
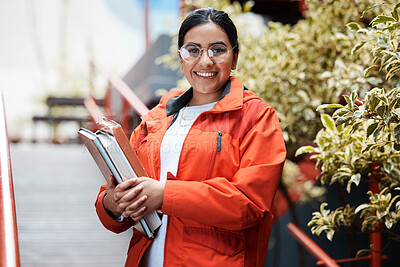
[83,97,105,132]
[287,223,339,267]
[90,56,150,117]
[0,91,20,267]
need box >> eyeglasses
[179,43,235,64]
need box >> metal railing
[286,223,339,267]
[85,57,150,130]
[0,91,20,267]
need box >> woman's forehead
[183,22,230,46]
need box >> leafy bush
[297,2,400,252]
[162,0,389,158]
[161,1,400,253]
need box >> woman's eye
[188,48,200,54]
[211,46,227,54]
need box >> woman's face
[179,22,238,104]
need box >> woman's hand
[103,175,123,218]
[114,177,165,222]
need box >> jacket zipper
[206,131,222,179]
[217,131,222,152]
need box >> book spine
[140,218,153,239]
[93,138,124,184]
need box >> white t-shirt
[142,101,217,267]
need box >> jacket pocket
[128,230,143,252]
[183,226,246,256]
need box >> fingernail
[142,195,147,201]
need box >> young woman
[95,7,286,267]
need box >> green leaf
[364,65,377,77]
[394,124,400,143]
[374,125,383,142]
[243,0,255,12]
[351,121,363,133]
[333,108,350,118]
[356,249,370,257]
[362,144,374,153]
[378,37,388,47]
[389,97,400,110]
[351,173,361,186]
[377,105,387,117]
[376,209,386,220]
[317,104,345,111]
[367,122,379,137]
[384,163,394,174]
[327,229,335,241]
[362,4,381,18]
[343,95,353,106]
[353,105,365,119]
[355,203,371,214]
[369,95,380,112]
[383,22,400,31]
[346,22,360,31]
[351,90,358,103]
[392,8,399,21]
[351,41,367,54]
[321,114,335,131]
[385,219,394,229]
[295,146,317,157]
[394,143,400,151]
[393,109,400,118]
[336,116,351,126]
[371,15,397,26]
[347,173,361,193]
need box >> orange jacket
[95,77,286,266]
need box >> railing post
[0,91,20,267]
[369,163,382,267]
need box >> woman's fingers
[124,206,147,221]
[114,183,144,203]
[125,195,147,212]
[116,178,142,191]
[106,175,116,190]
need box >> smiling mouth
[194,71,217,78]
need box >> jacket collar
[165,76,244,117]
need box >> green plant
[297,2,400,253]
[161,0,389,158]
[159,0,390,212]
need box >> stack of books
[78,118,161,238]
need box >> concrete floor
[10,143,132,267]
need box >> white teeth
[196,72,216,77]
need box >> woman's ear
[178,52,184,71]
[231,52,239,70]
[178,52,184,65]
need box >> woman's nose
[198,50,213,66]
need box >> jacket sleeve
[95,183,134,233]
[162,107,286,231]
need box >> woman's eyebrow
[185,41,228,47]
[186,42,201,46]
[210,41,227,46]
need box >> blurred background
[2,0,399,267]
[1,0,180,143]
